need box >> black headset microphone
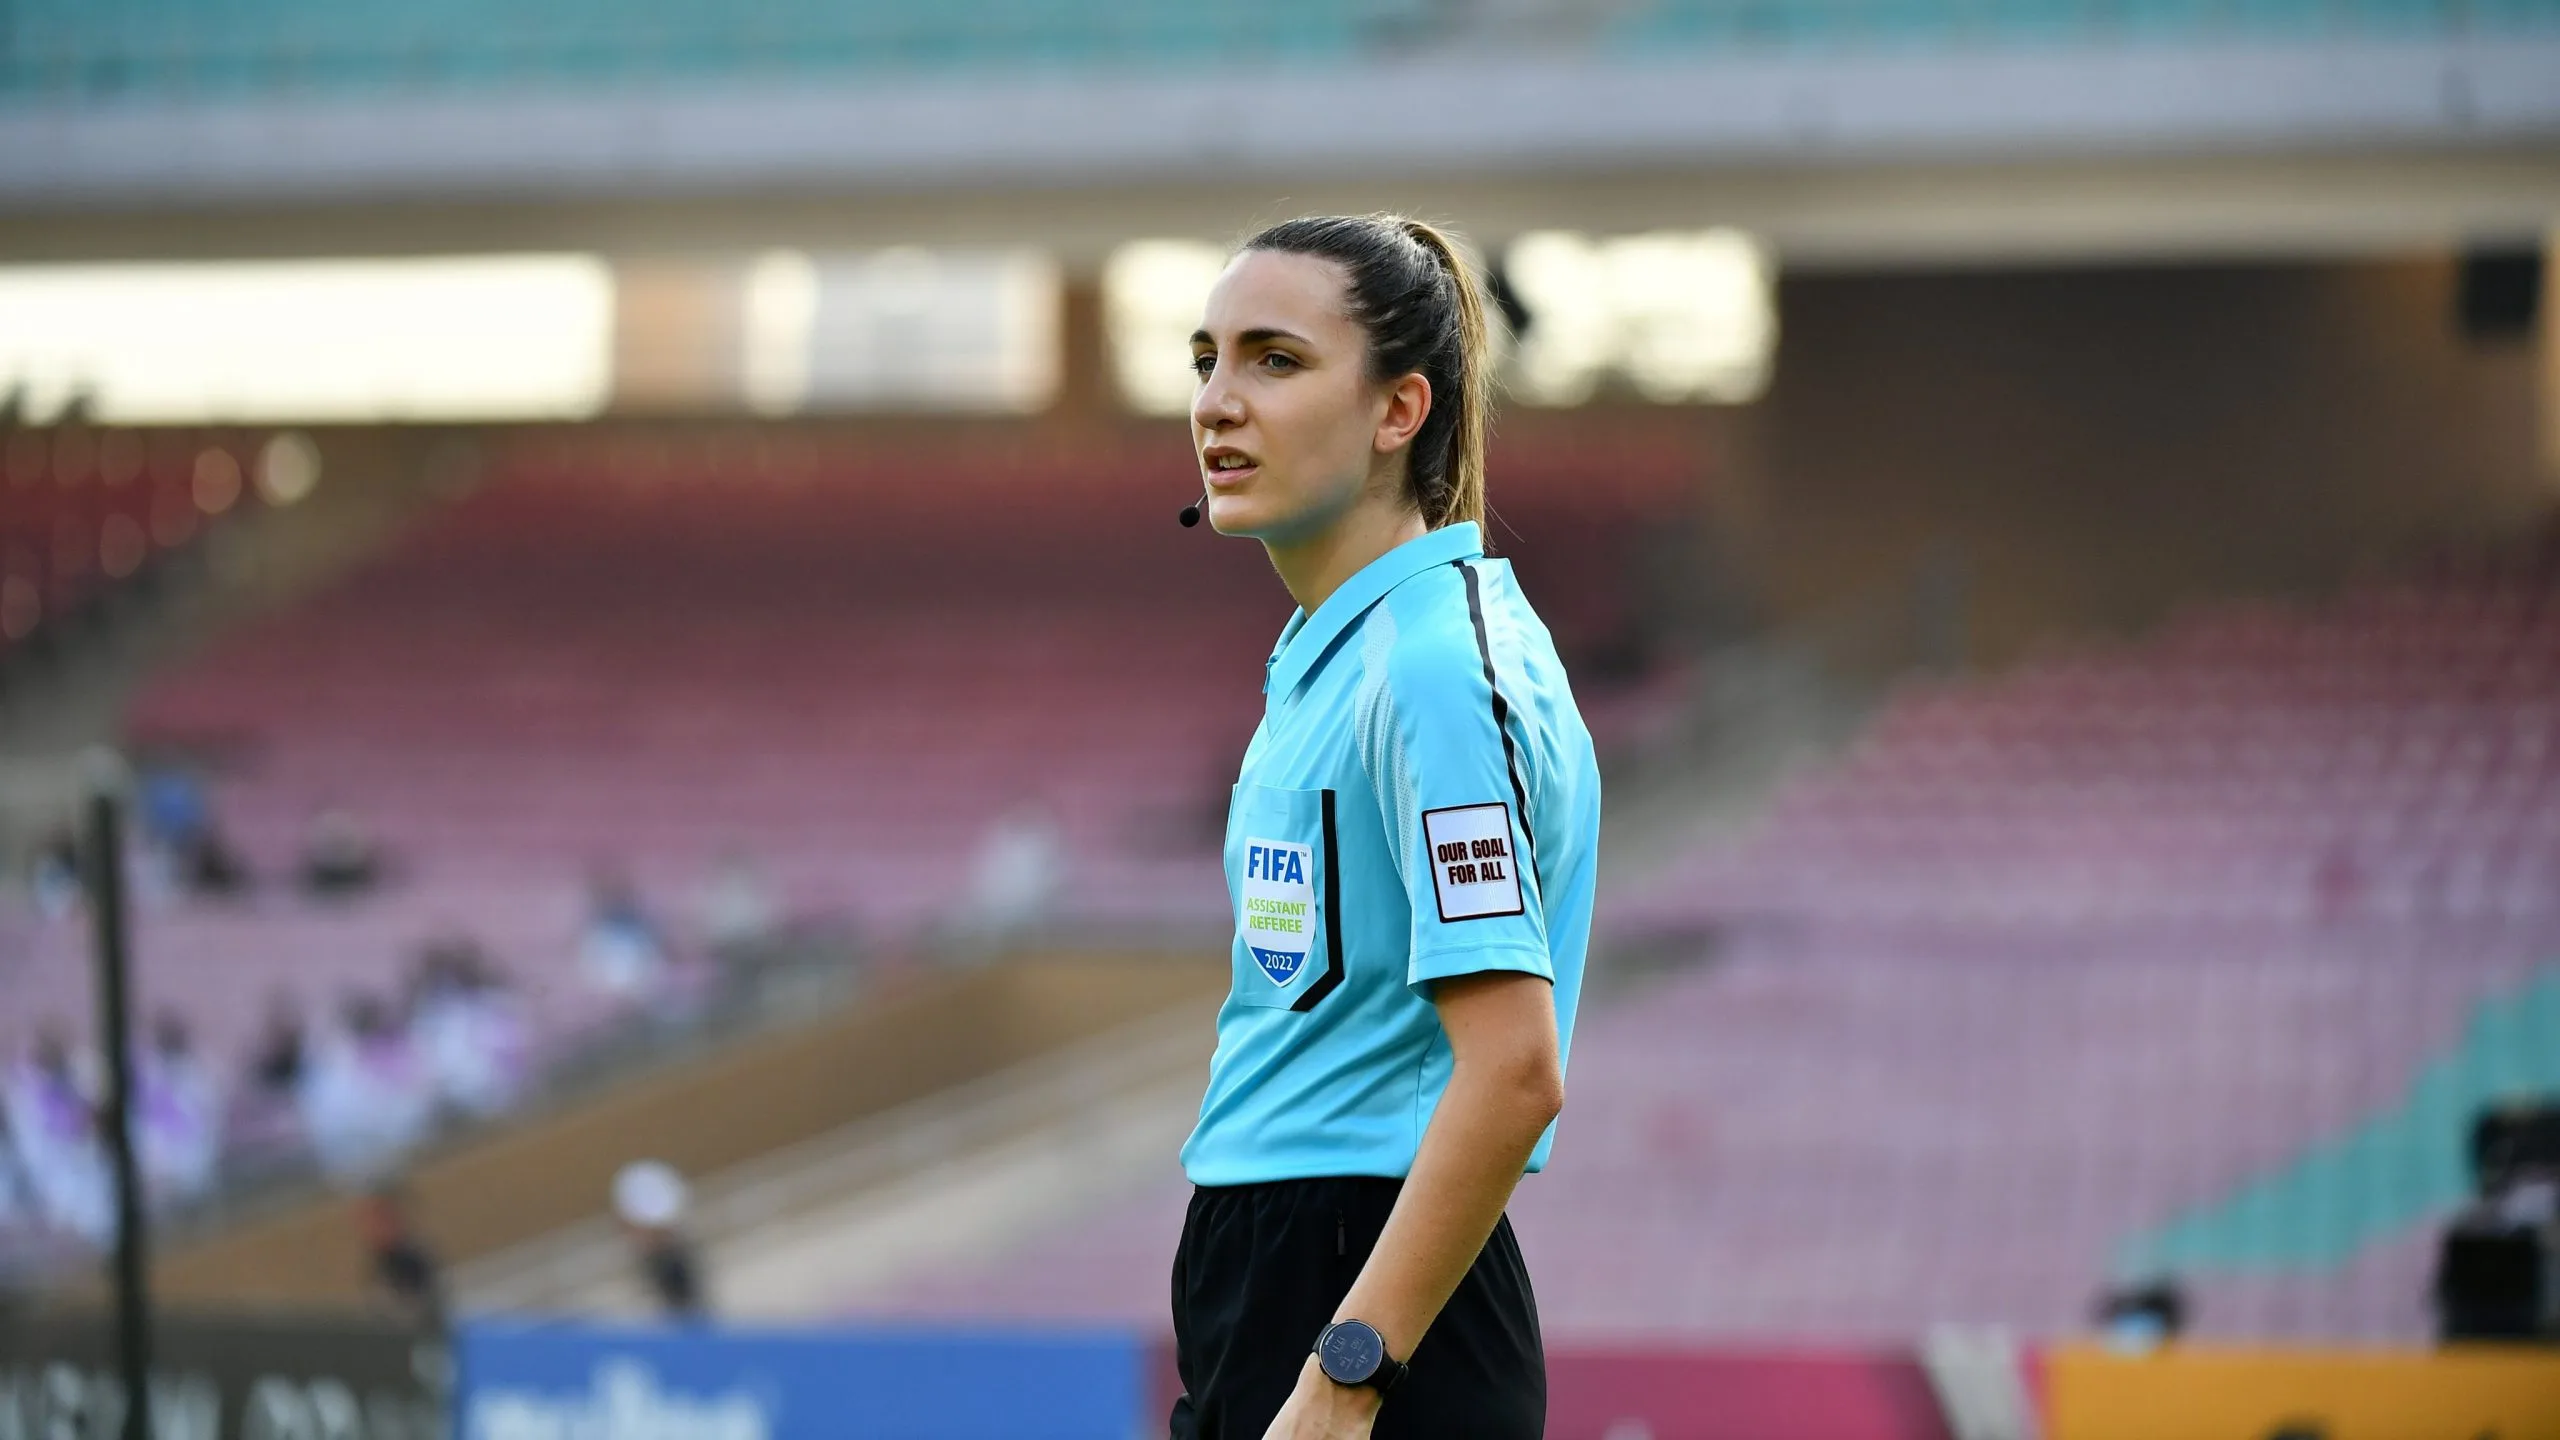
[1178,490,1209,528]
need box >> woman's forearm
[1329,1046,1563,1362]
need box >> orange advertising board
[2045,1343,2560,1440]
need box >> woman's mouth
[1204,453,1259,488]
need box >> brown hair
[1240,214,1492,533]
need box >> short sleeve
[1358,628,1551,993]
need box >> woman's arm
[1265,969,1565,1435]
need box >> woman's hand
[1261,1355,1382,1439]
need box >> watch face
[1318,1321,1383,1385]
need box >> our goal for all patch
[1423,802,1525,922]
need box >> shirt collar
[1263,522,1484,702]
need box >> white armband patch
[1423,802,1526,922]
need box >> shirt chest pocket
[1224,782,1342,1012]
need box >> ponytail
[1396,219,1490,533]
[1241,214,1497,539]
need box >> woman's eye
[1261,352,1299,373]
[1190,354,1216,378]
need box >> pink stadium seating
[1613,521,2560,936]
[4,427,1693,1096]
[1,427,260,658]
[860,922,2541,1343]
[860,519,2560,1344]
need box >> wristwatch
[1313,1319,1408,1396]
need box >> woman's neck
[1265,499,1430,616]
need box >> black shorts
[1168,1175,1545,1439]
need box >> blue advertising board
[456,1318,1150,1440]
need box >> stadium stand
[0,423,1695,1248]
[853,519,2560,1344]
[1617,522,2560,932]
[0,427,259,665]
[864,929,2546,1342]
[2,0,2551,1428]
[141,954,1224,1312]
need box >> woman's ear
[1372,371,1433,456]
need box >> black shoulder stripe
[1455,561,1540,902]
[1291,787,1346,1013]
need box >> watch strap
[1368,1350,1409,1394]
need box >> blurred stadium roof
[0,1,2554,266]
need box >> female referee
[1170,213,1601,1440]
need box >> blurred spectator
[2434,1179,2557,1340]
[29,830,79,924]
[2469,1099,2560,1195]
[176,830,253,898]
[246,989,307,1105]
[410,937,529,1120]
[301,992,435,1184]
[356,1184,444,1326]
[579,868,671,1005]
[0,1111,32,1233]
[2093,1276,2188,1354]
[693,846,781,959]
[612,1159,706,1320]
[135,1011,221,1206]
[138,764,210,853]
[953,804,1063,948]
[139,764,251,899]
[227,990,312,1158]
[299,806,385,900]
[3,1026,110,1245]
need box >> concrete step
[453,998,1214,1319]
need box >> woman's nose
[1192,369,1242,430]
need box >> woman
[1172,214,1602,1439]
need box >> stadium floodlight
[191,448,243,516]
[1612,229,1776,404]
[809,248,1060,415]
[0,255,614,425]
[1504,232,1618,408]
[256,432,324,506]
[733,247,1061,416]
[742,249,821,417]
[1503,228,1776,406]
[99,515,147,578]
[1105,240,1229,418]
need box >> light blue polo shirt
[1181,521,1601,1186]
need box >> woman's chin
[1204,492,1277,538]
[1205,484,1346,545]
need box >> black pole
[84,755,153,1440]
